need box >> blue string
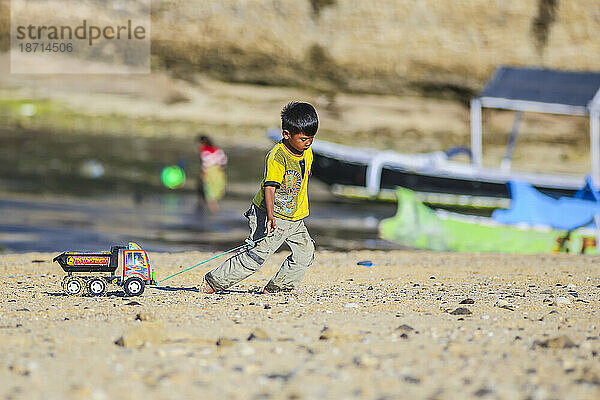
[158,236,267,283]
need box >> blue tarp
[492,176,600,231]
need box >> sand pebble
[396,324,415,332]
[114,322,165,348]
[353,354,377,368]
[344,302,358,309]
[135,311,154,321]
[553,297,571,306]
[216,337,236,347]
[577,366,600,385]
[319,327,358,341]
[450,307,472,315]
[239,344,255,356]
[494,299,514,311]
[533,335,577,349]
[247,328,270,341]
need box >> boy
[201,101,318,293]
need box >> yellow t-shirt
[253,142,313,221]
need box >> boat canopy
[471,66,600,182]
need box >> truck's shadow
[151,286,261,294]
[42,290,130,297]
[43,291,67,297]
[152,285,199,293]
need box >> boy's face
[283,131,314,153]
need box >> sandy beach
[0,249,599,399]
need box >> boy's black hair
[281,101,319,136]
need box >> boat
[492,176,600,230]
[268,127,580,209]
[274,67,600,209]
[378,187,597,254]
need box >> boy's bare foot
[262,287,272,294]
[200,280,215,294]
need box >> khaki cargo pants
[204,204,315,292]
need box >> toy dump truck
[53,242,157,296]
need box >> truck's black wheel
[87,278,106,296]
[123,277,145,296]
[61,275,71,292]
[64,277,84,296]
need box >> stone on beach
[450,307,472,315]
[115,322,166,349]
[553,297,572,306]
[533,335,577,349]
[247,328,270,341]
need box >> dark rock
[450,307,472,315]
[474,388,493,397]
[125,301,141,306]
[403,375,420,384]
[264,372,294,382]
[459,299,475,304]
[16,308,30,312]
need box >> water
[0,191,399,253]
[0,129,400,253]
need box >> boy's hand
[266,217,277,234]
[264,185,277,235]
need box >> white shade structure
[471,66,600,183]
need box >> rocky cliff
[151,0,600,98]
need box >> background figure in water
[196,135,228,213]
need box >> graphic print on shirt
[274,169,302,216]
